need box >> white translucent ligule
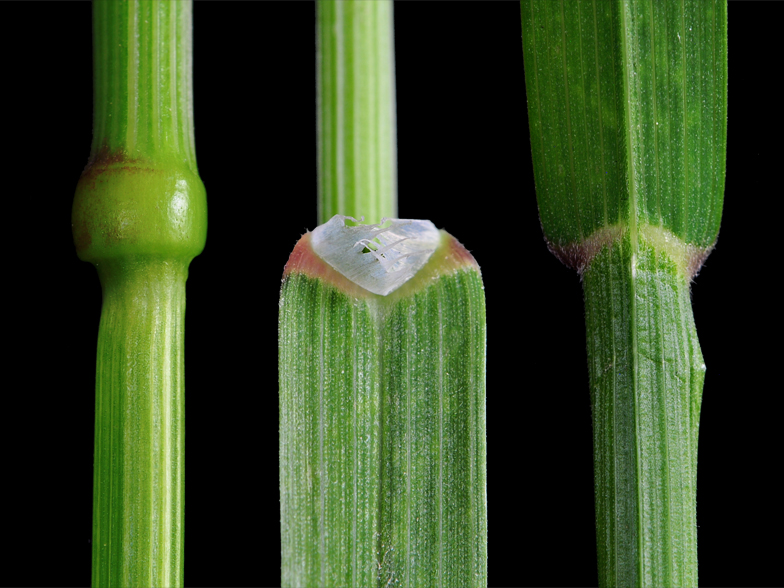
[310,215,440,296]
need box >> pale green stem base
[92,260,187,588]
[583,235,703,587]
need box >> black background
[2,2,780,587]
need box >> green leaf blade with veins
[521,1,727,585]
[522,0,726,264]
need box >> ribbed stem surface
[91,0,196,169]
[583,234,703,587]
[77,3,205,586]
[93,260,187,588]
[317,0,397,224]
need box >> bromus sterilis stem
[279,2,487,586]
[72,2,206,586]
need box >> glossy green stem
[90,0,197,170]
[583,234,702,587]
[73,2,206,586]
[92,260,187,588]
[317,0,398,224]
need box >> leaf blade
[522,0,727,256]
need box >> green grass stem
[72,2,206,585]
[317,0,397,224]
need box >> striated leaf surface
[279,226,487,588]
[522,0,726,262]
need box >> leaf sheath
[279,233,487,588]
[279,272,380,587]
[379,268,487,587]
[583,235,703,586]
